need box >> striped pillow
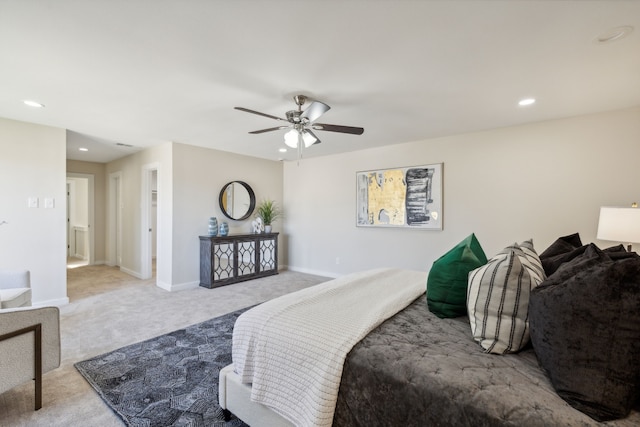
[467,240,546,354]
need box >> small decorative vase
[264,225,272,233]
[219,222,229,236]
[252,217,264,233]
[208,217,218,236]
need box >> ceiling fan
[234,95,364,152]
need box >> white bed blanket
[232,268,427,427]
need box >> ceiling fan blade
[234,107,288,122]
[312,123,364,135]
[300,101,330,123]
[302,129,321,146]
[248,126,290,134]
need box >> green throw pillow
[427,233,487,318]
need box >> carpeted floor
[75,307,250,427]
[0,265,328,426]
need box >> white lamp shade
[596,206,640,244]
[284,129,298,148]
[302,130,317,147]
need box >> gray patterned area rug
[75,307,251,427]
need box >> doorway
[108,171,123,267]
[66,173,95,268]
[141,163,159,280]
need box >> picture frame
[356,163,442,229]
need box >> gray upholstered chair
[0,270,61,410]
[0,269,32,309]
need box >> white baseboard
[155,280,171,291]
[286,265,340,279]
[119,266,143,279]
[156,280,200,292]
[33,297,70,307]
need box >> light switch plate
[28,197,39,208]
[44,198,55,209]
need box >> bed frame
[219,364,293,427]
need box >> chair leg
[0,323,43,410]
[34,324,42,410]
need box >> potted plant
[255,199,282,233]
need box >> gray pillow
[529,245,640,421]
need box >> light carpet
[0,265,328,426]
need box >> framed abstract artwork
[356,163,442,229]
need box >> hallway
[66,256,88,269]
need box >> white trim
[107,171,123,267]
[156,280,171,291]
[156,280,200,292]
[141,163,160,280]
[66,179,76,257]
[285,265,340,279]
[67,172,95,265]
[120,266,143,279]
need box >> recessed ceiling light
[279,148,287,153]
[595,26,634,44]
[23,100,45,108]
[518,98,536,107]
[79,147,89,152]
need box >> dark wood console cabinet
[199,233,278,288]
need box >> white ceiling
[1,1,639,164]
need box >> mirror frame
[219,180,256,221]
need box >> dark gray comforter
[333,297,640,427]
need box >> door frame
[66,172,95,265]
[108,171,123,267]
[141,162,160,280]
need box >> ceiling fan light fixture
[237,94,364,161]
[302,130,317,147]
[284,129,299,148]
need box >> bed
[218,243,640,426]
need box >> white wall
[106,142,283,291]
[171,142,283,289]
[284,107,640,277]
[106,142,173,284]
[0,117,68,305]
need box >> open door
[108,171,123,267]
[141,163,159,280]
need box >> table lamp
[596,203,640,252]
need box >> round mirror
[219,181,255,221]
